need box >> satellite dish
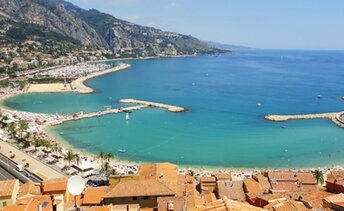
[67,175,85,196]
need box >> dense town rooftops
[83,186,110,205]
[0,179,18,199]
[41,177,67,193]
[104,180,175,198]
[17,181,41,198]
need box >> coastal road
[0,153,41,183]
[0,165,16,181]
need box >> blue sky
[66,0,344,50]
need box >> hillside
[0,0,227,57]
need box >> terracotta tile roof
[327,170,344,183]
[157,196,185,211]
[296,172,316,184]
[268,171,316,184]
[243,178,263,194]
[323,193,344,204]
[104,179,175,198]
[213,173,231,181]
[83,186,110,205]
[203,193,217,203]
[223,196,266,211]
[3,204,26,211]
[112,204,140,210]
[299,190,332,209]
[18,182,41,198]
[270,181,318,193]
[0,179,19,198]
[139,163,178,192]
[200,176,217,183]
[217,181,245,201]
[253,174,271,192]
[5,195,62,211]
[41,177,67,193]
[257,193,288,202]
[264,199,308,211]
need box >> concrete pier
[120,99,187,112]
[265,111,344,129]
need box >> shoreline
[26,63,131,94]
[1,57,344,174]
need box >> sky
[66,0,344,50]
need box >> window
[2,201,7,207]
[143,196,148,200]
[133,197,138,201]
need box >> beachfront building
[41,177,71,206]
[326,170,344,193]
[266,171,318,194]
[199,176,217,194]
[0,179,20,208]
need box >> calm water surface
[4,50,344,168]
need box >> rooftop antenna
[67,175,85,210]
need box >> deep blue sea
[4,50,344,168]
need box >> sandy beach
[27,83,73,93]
[71,63,131,93]
[26,63,131,94]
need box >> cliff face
[0,0,227,56]
[0,0,106,47]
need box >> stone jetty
[265,111,344,129]
[120,99,187,112]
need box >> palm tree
[33,138,42,152]
[312,170,324,185]
[101,161,111,176]
[98,152,105,165]
[106,152,113,162]
[64,150,75,168]
[75,154,81,165]
[110,168,118,176]
[7,122,17,138]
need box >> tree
[312,170,324,185]
[110,168,119,176]
[33,138,42,151]
[98,152,105,165]
[75,154,81,165]
[100,161,110,176]
[64,150,75,168]
[106,152,113,162]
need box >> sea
[4,49,344,169]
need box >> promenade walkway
[0,141,65,180]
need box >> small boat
[126,112,130,120]
[317,95,322,99]
[118,149,127,153]
[280,125,287,129]
[257,103,262,107]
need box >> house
[3,195,64,211]
[298,190,332,209]
[139,162,179,192]
[17,181,41,199]
[222,196,266,211]
[0,179,20,208]
[266,171,317,194]
[264,199,308,211]
[41,177,70,206]
[326,170,344,193]
[217,181,245,201]
[322,193,344,210]
[103,179,175,208]
[82,186,110,206]
[157,196,185,211]
[199,176,217,194]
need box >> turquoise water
[4,50,344,168]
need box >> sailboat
[126,112,130,120]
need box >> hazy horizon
[66,0,344,51]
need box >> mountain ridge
[0,0,227,57]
